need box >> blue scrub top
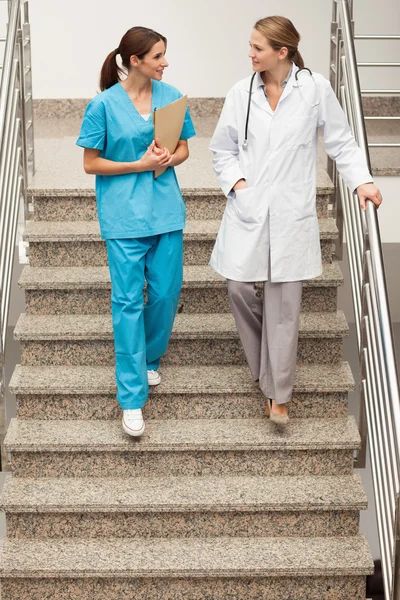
[76,80,196,240]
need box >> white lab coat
[209,63,373,282]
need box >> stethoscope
[242,67,321,151]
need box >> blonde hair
[254,16,304,69]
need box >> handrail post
[0,0,35,468]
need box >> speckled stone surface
[2,475,365,539]
[31,189,331,222]
[33,99,90,119]
[16,311,348,366]
[10,447,355,478]
[20,263,344,315]
[19,263,344,291]
[363,95,400,116]
[0,101,375,595]
[20,337,343,366]
[5,417,359,477]
[25,289,112,315]
[32,93,395,119]
[9,363,355,397]
[4,417,360,453]
[1,474,367,513]
[28,126,334,194]
[28,239,335,268]
[25,218,338,267]
[0,575,369,600]
[23,286,339,315]
[0,536,373,578]
[5,509,360,539]
[14,311,349,341]
[24,218,339,243]
[16,391,348,421]
[32,98,227,120]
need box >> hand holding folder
[153,95,188,178]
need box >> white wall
[28,0,400,99]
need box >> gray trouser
[227,279,303,405]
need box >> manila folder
[153,95,187,178]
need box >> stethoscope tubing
[243,66,315,151]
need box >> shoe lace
[124,409,142,417]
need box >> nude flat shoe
[266,398,289,425]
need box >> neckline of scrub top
[140,113,151,121]
[115,81,162,145]
[117,80,159,118]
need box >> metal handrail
[0,0,34,466]
[331,1,400,598]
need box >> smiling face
[130,39,169,80]
[248,28,288,72]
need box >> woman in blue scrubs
[76,26,196,437]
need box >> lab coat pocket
[290,184,316,221]
[285,116,315,149]
[231,187,260,223]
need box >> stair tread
[0,536,373,577]
[28,164,335,196]
[24,218,339,241]
[9,363,355,396]
[19,263,344,289]
[0,474,367,512]
[4,416,360,452]
[14,311,349,340]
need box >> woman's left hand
[356,183,383,210]
[153,137,174,167]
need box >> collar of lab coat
[247,62,300,114]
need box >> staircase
[0,116,374,598]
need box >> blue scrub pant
[105,231,183,410]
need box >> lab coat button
[255,291,262,299]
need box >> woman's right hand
[138,141,171,172]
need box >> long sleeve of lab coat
[318,78,373,193]
[209,89,246,197]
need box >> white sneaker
[147,370,161,386]
[122,409,145,437]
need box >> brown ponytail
[100,50,122,91]
[254,16,304,68]
[100,26,167,91]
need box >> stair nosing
[23,218,339,242]
[14,311,349,341]
[3,416,361,453]
[8,363,356,396]
[28,184,335,198]
[0,474,368,513]
[0,536,374,578]
[18,263,344,290]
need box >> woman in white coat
[209,15,382,424]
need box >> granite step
[29,186,333,222]
[0,474,367,539]
[24,218,338,267]
[15,311,349,367]
[0,536,373,600]
[10,362,354,420]
[20,263,344,315]
[4,416,360,477]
